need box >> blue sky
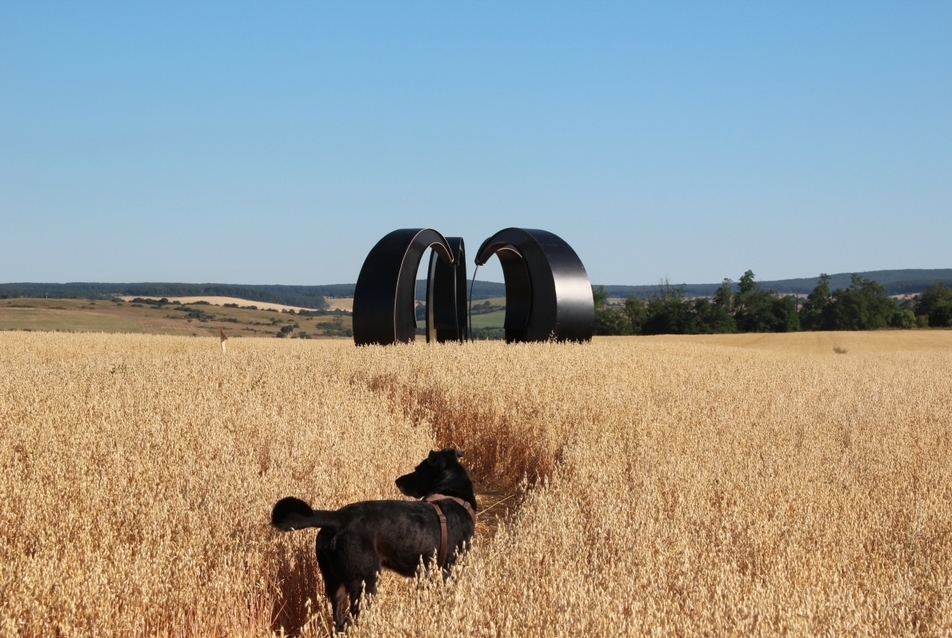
[2,2,950,286]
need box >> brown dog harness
[424,494,477,567]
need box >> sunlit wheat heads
[1,331,950,636]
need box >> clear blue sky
[2,2,950,286]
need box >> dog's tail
[271,496,341,531]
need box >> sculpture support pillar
[426,237,467,343]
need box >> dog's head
[396,448,473,503]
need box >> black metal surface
[475,228,594,342]
[353,228,454,345]
[426,236,467,343]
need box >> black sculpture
[475,228,593,342]
[353,228,466,345]
[353,227,593,345]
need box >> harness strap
[427,501,449,567]
[424,494,477,568]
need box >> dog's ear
[427,449,446,468]
[436,447,464,462]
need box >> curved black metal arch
[426,236,467,343]
[475,228,594,342]
[353,228,455,345]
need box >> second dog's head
[396,448,472,501]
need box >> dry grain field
[1,331,950,637]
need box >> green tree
[593,286,632,335]
[733,271,800,333]
[624,297,648,335]
[893,309,917,329]
[687,298,714,334]
[770,296,802,332]
[738,270,758,295]
[713,279,734,313]
[914,282,952,327]
[642,281,694,335]
[800,274,833,330]
[827,275,900,330]
[704,279,737,333]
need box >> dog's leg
[328,582,349,633]
[318,558,351,632]
[344,573,377,626]
[319,559,379,631]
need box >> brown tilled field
[1,331,950,636]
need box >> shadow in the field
[363,373,559,496]
[270,544,328,637]
[472,489,525,541]
[361,373,550,542]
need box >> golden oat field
[1,330,951,637]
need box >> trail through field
[3,333,951,637]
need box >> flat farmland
[1,331,950,636]
[0,298,351,339]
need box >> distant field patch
[0,298,351,338]
[468,309,505,329]
[118,295,321,312]
[324,297,354,312]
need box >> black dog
[271,448,477,632]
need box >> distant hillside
[3,269,949,305]
[600,269,952,298]
[0,283,330,310]
[0,280,509,304]
[414,280,506,300]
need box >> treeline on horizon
[5,269,951,304]
[599,268,952,299]
[5,270,952,334]
[595,271,952,335]
[0,283,332,310]
[0,281,513,307]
